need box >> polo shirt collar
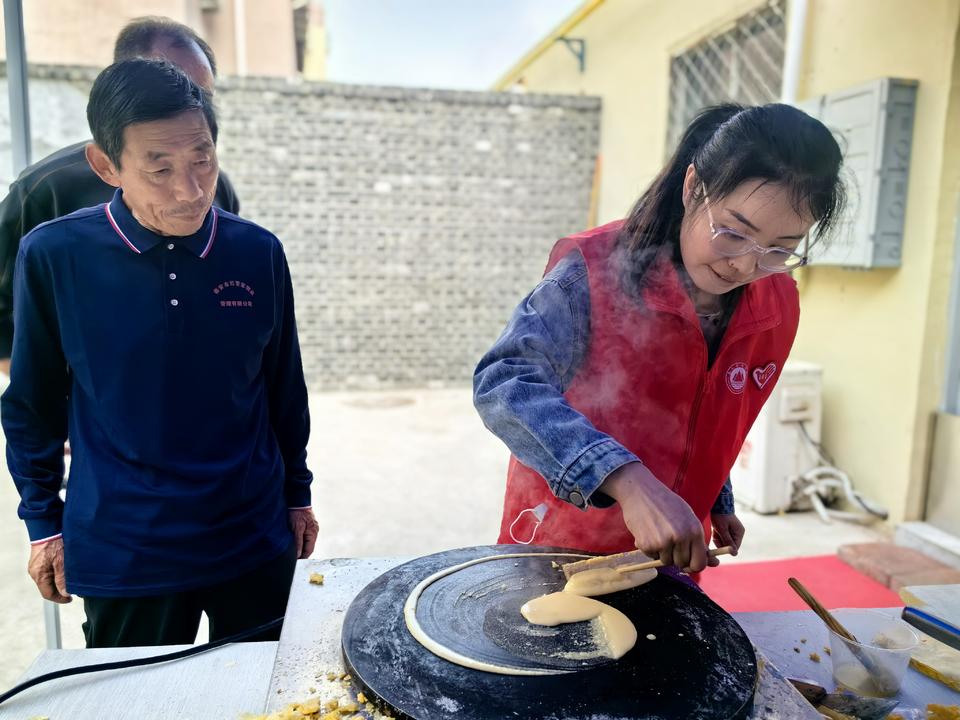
[105,189,218,258]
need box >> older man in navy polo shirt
[1,59,318,647]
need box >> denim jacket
[474,252,735,515]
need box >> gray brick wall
[2,66,602,390]
[0,64,97,187]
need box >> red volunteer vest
[498,221,800,554]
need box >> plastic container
[828,608,919,697]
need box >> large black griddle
[341,545,757,719]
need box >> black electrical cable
[0,616,283,707]
[798,421,888,519]
[798,420,836,466]
[853,492,889,519]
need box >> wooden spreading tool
[560,545,734,580]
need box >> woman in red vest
[474,103,845,575]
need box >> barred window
[666,0,786,154]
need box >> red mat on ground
[698,554,903,613]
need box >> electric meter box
[797,77,917,269]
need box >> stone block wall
[1,66,602,389]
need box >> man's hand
[709,512,745,567]
[601,462,709,573]
[288,508,319,559]
[0,358,10,377]
[28,537,71,603]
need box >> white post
[44,601,62,649]
[781,0,808,104]
[4,0,61,651]
[234,0,248,77]
[941,198,960,414]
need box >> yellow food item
[910,635,960,692]
[242,675,398,719]
[816,707,855,720]
[298,698,321,714]
[242,697,327,719]
[928,704,960,720]
[309,573,325,585]
[562,566,656,597]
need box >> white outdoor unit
[730,360,823,514]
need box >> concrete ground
[0,387,887,689]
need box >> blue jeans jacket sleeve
[474,252,739,515]
[473,253,639,509]
[712,477,735,515]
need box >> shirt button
[167,243,175,250]
[169,273,177,280]
[170,299,179,307]
[568,490,585,508]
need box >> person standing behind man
[0,16,240,374]
[2,58,317,647]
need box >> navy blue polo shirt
[1,189,312,596]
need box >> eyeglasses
[702,185,808,273]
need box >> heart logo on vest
[752,363,777,390]
[725,362,748,394]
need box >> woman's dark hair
[618,103,845,290]
[87,59,218,169]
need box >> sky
[323,0,584,90]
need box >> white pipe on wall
[781,0,808,104]
[234,0,248,77]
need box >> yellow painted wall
[302,0,328,81]
[497,0,767,223]
[499,0,960,524]
[916,18,960,521]
[793,0,959,523]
